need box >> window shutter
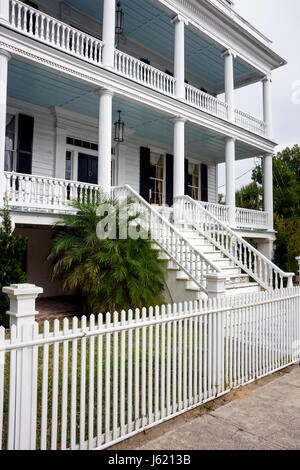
[140,147,151,202]
[184,158,189,195]
[165,154,174,207]
[201,163,208,202]
[17,114,34,175]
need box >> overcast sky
[218,0,300,195]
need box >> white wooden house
[0,0,293,299]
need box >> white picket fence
[0,285,300,450]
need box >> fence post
[206,273,227,299]
[2,283,43,450]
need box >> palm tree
[49,195,166,314]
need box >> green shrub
[49,196,166,314]
[0,203,27,327]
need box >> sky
[218,0,300,195]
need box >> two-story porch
[0,0,287,298]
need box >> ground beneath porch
[36,296,80,322]
[111,364,300,450]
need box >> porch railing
[6,0,267,137]
[174,195,294,290]
[235,207,269,230]
[4,172,101,212]
[235,109,267,137]
[9,0,104,66]
[185,84,228,120]
[114,50,176,97]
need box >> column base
[256,239,274,260]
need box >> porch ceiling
[7,59,260,162]
[62,0,253,90]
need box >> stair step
[226,283,261,295]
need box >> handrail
[111,185,222,294]
[185,84,228,120]
[9,0,104,65]
[114,50,176,97]
[174,195,294,290]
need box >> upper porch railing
[5,0,268,138]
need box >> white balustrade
[174,195,294,290]
[9,0,104,65]
[185,84,228,120]
[235,109,267,136]
[235,207,269,230]
[4,172,101,213]
[198,201,229,224]
[114,50,176,97]
[112,185,221,293]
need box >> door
[78,153,98,184]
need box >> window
[149,152,164,205]
[5,115,16,172]
[66,137,98,152]
[187,162,199,200]
[65,151,72,180]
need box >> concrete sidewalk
[113,365,300,450]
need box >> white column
[98,89,113,194]
[172,15,188,100]
[206,273,227,299]
[173,116,186,198]
[223,50,235,122]
[225,137,236,226]
[264,153,274,230]
[0,0,9,24]
[54,127,67,179]
[0,49,11,207]
[102,0,116,69]
[2,283,43,450]
[262,76,273,139]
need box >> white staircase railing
[174,195,294,290]
[111,185,222,293]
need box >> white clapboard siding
[0,287,299,450]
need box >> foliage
[49,196,166,314]
[273,215,300,275]
[235,182,262,210]
[0,202,27,327]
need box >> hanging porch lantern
[114,110,125,143]
[115,2,124,35]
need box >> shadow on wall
[13,227,72,298]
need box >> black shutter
[17,114,34,175]
[140,147,151,202]
[184,159,189,196]
[165,154,174,207]
[201,163,208,202]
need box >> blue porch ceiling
[7,59,259,161]
[63,0,251,85]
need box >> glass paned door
[149,152,164,205]
[5,114,16,172]
[187,162,200,200]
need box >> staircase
[111,185,294,304]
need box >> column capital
[221,49,236,59]
[171,115,186,124]
[0,48,12,61]
[262,75,272,83]
[171,14,189,26]
[97,87,114,97]
[224,136,236,144]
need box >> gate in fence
[0,284,300,450]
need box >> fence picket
[1,287,300,450]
